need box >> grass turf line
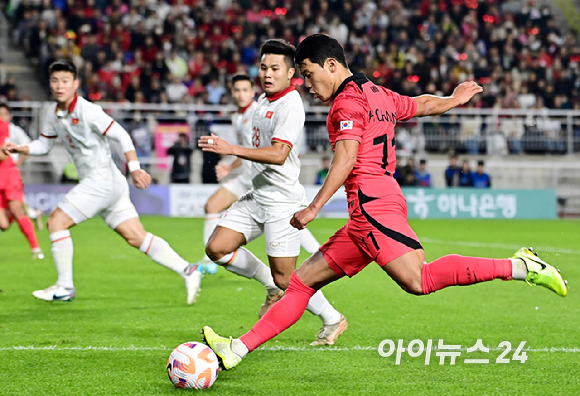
[1,217,578,395]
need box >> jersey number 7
[373,134,394,175]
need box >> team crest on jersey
[72,118,79,125]
[340,120,353,131]
[265,111,274,119]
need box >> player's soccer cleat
[259,288,285,318]
[201,326,243,370]
[513,247,568,297]
[31,248,44,260]
[184,264,203,305]
[195,260,219,275]
[32,284,76,302]
[310,314,348,346]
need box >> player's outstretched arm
[3,136,55,156]
[291,139,359,229]
[413,81,483,117]
[199,134,290,166]
[215,158,242,181]
[125,150,151,190]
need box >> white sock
[139,233,189,277]
[511,258,528,280]
[50,230,74,289]
[231,338,249,358]
[300,229,320,255]
[217,248,278,291]
[306,290,342,325]
[201,214,221,262]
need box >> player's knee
[125,234,142,249]
[204,200,220,214]
[0,221,9,230]
[204,242,224,262]
[8,203,25,219]
[272,273,289,290]
[400,278,424,296]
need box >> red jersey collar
[266,85,295,102]
[56,93,79,115]
[237,102,253,114]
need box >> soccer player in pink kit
[201,34,568,370]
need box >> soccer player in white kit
[197,74,321,268]
[199,40,347,345]
[3,61,203,304]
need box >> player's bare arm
[215,158,242,181]
[15,154,28,167]
[291,139,359,229]
[199,134,291,166]
[413,81,483,117]
[125,150,151,190]
[0,145,9,160]
[2,142,28,155]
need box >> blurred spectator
[445,155,461,187]
[206,78,226,105]
[415,159,431,188]
[472,160,491,188]
[458,160,474,187]
[165,49,188,79]
[166,75,188,103]
[400,157,418,186]
[316,156,330,185]
[167,133,193,184]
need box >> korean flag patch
[340,120,353,131]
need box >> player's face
[259,54,294,95]
[298,59,334,102]
[50,71,79,105]
[231,80,254,108]
[0,107,10,123]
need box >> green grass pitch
[1,217,579,395]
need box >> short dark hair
[420,159,426,165]
[260,39,295,69]
[0,102,11,113]
[49,60,78,79]
[295,34,348,68]
[231,74,253,86]
[477,160,485,166]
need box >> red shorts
[0,168,24,209]
[320,189,422,278]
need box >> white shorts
[218,193,306,257]
[58,178,139,229]
[222,175,252,199]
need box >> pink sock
[422,255,512,295]
[17,216,39,249]
[240,272,316,352]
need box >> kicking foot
[196,260,219,275]
[184,264,203,305]
[513,247,568,297]
[201,326,243,370]
[32,248,44,260]
[310,314,348,345]
[259,288,285,318]
[32,284,76,302]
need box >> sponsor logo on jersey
[72,118,79,125]
[265,111,274,119]
[340,120,353,131]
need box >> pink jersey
[0,119,16,170]
[327,73,416,200]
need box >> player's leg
[31,207,77,301]
[105,188,203,305]
[205,201,279,297]
[202,250,344,370]
[265,219,346,343]
[0,208,10,230]
[8,199,43,258]
[299,228,320,255]
[196,186,239,272]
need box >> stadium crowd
[4,0,580,111]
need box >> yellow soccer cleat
[513,247,568,297]
[201,326,243,371]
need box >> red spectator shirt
[0,119,16,170]
[327,73,417,200]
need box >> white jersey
[8,123,31,162]
[250,87,306,207]
[231,101,257,180]
[41,95,124,181]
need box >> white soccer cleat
[310,314,348,345]
[32,284,76,302]
[32,248,44,260]
[184,264,203,305]
[259,288,285,318]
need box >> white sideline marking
[1,345,579,353]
